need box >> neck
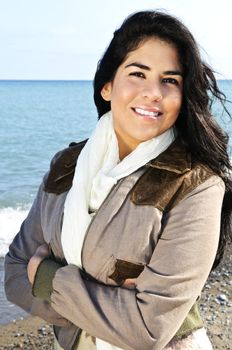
[116,133,139,160]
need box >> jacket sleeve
[4,183,72,327]
[34,176,224,350]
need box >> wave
[0,207,29,258]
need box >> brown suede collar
[44,138,190,194]
[131,139,213,211]
[149,138,191,174]
[44,140,87,194]
[44,137,213,212]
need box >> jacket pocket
[109,259,145,285]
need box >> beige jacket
[4,139,225,350]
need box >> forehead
[123,38,181,69]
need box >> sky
[0,0,231,80]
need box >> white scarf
[61,110,175,267]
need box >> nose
[141,81,163,102]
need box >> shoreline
[0,244,231,349]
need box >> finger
[122,278,137,289]
[27,256,43,284]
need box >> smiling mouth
[132,107,162,119]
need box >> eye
[162,77,179,85]
[129,71,145,79]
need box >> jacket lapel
[131,138,213,211]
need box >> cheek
[112,80,138,101]
[169,92,183,113]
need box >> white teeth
[135,107,159,117]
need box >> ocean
[0,79,232,324]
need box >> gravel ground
[200,243,232,349]
[0,244,231,350]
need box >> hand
[122,278,137,290]
[27,244,50,284]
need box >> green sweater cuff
[32,258,62,302]
[175,301,204,338]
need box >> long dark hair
[93,10,232,267]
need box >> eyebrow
[125,62,183,76]
[125,62,151,70]
[164,70,183,77]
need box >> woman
[5,10,232,350]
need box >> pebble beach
[0,244,231,350]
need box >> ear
[101,82,112,101]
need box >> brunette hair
[93,10,232,267]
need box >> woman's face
[101,38,183,159]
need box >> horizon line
[0,78,93,82]
[0,77,231,82]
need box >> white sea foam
[0,207,29,258]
